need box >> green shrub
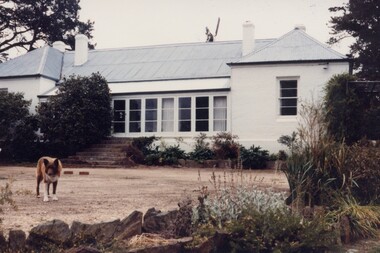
[211,132,239,160]
[226,208,338,253]
[240,145,269,169]
[37,73,112,157]
[159,145,187,165]
[191,171,338,252]
[0,92,39,161]
[189,133,214,162]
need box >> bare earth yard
[0,166,288,235]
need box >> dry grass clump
[126,233,176,248]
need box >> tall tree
[329,0,380,80]
[0,0,95,62]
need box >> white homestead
[0,22,350,152]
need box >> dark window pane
[113,111,125,121]
[179,97,191,108]
[281,107,297,115]
[129,111,141,121]
[196,108,209,120]
[280,80,297,89]
[129,122,141,132]
[196,120,209,131]
[145,122,157,132]
[145,110,157,120]
[196,97,209,107]
[113,122,125,133]
[130,99,141,110]
[281,98,297,106]
[179,109,191,120]
[114,100,125,110]
[146,99,157,109]
[179,120,191,132]
[281,89,297,97]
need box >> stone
[0,231,7,252]
[143,208,179,235]
[115,210,143,240]
[65,246,102,253]
[8,230,26,252]
[86,219,120,243]
[27,219,72,249]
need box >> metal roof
[237,28,347,64]
[61,40,273,83]
[0,28,349,82]
[0,46,63,80]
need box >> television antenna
[205,17,220,42]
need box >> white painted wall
[0,77,56,113]
[230,61,349,152]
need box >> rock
[65,246,102,253]
[0,231,7,252]
[115,210,143,240]
[71,219,121,244]
[27,219,72,250]
[143,208,178,235]
[8,230,26,252]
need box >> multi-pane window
[129,99,141,132]
[113,100,125,133]
[178,97,191,132]
[162,98,174,132]
[213,96,227,131]
[145,99,157,132]
[196,97,209,131]
[279,80,298,115]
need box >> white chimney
[242,21,255,57]
[294,24,306,32]
[74,34,88,66]
[52,41,66,53]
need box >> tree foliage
[37,73,112,157]
[0,0,95,62]
[329,0,380,79]
[324,73,379,143]
[0,91,38,161]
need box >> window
[196,97,209,131]
[129,99,141,132]
[213,96,227,131]
[161,98,174,132]
[113,100,125,133]
[279,80,297,115]
[178,97,191,132]
[145,99,157,132]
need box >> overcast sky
[79,0,351,54]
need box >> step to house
[64,138,132,168]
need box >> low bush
[191,171,339,252]
[211,132,239,160]
[240,145,269,169]
[188,133,214,162]
[159,145,187,165]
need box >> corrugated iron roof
[0,46,63,80]
[238,28,347,64]
[61,40,273,83]
[0,28,349,82]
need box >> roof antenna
[206,17,220,42]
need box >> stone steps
[64,138,132,168]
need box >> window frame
[278,78,299,116]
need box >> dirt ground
[0,165,288,235]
